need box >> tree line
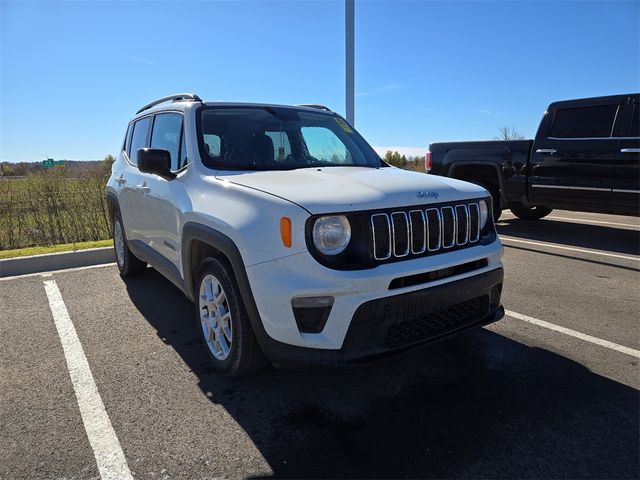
[382,151,425,171]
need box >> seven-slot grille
[371,202,482,261]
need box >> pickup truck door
[614,96,640,214]
[529,99,622,209]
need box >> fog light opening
[292,296,334,334]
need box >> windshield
[198,106,386,170]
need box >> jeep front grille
[370,202,481,261]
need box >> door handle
[115,175,126,185]
[135,183,150,193]
[620,148,640,153]
[536,149,557,154]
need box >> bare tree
[495,126,526,141]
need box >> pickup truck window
[548,104,618,139]
[626,104,639,137]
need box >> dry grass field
[0,166,111,250]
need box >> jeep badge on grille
[416,191,439,199]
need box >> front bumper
[246,240,503,350]
[251,267,504,368]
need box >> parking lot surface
[1,210,639,479]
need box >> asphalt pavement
[1,210,638,479]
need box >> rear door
[529,97,623,209]
[615,95,640,213]
[120,116,152,241]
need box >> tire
[509,203,553,220]
[112,211,147,276]
[194,257,265,377]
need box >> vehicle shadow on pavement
[496,218,640,257]
[124,270,640,479]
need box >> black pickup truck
[428,93,639,220]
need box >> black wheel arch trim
[181,222,286,358]
[180,221,366,365]
[447,161,507,204]
[105,191,120,217]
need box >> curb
[0,247,115,278]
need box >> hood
[216,166,488,214]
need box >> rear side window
[123,124,133,156]
[548,104,618,139]
[627,104,639,138]
[150,113,183,171]
[130,117,152,165]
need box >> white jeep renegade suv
[106,93,504,377]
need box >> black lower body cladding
[259,268,505,368]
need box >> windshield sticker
[335,118,353,133]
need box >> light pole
[345,0,355,125]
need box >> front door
[136,112,186,270]
[529,98,623,209]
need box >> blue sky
[1,0,638,162]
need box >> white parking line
[500,236,640,262]
[545,216,640,228]
[0,262,117,282]
[43,279,133,480]
[501,213,640,228]
[506,309,640,359]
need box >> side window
[266,131,291,161]
[300,127,350,163]
[123,124,133,157]
[548,104,618,139]
[203,134,221,157]
[179,128,188,168]
[130,116,152,165]
[150,113,183,171]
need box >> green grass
[0,239,113,259]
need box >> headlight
[312,215,351,255]
[479,199,489,228]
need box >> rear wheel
[195,257,265,377]
[113,211,147,276]
[509,203,553,220]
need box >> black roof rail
[297,104,333,112]
[136,93,203,114]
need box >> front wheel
[195,257,265,377]
[509,203,553,220]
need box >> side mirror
[137,148,176,180]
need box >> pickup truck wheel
[509,203,553,220]
[113,212,147,276]
[195,258,265,377]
